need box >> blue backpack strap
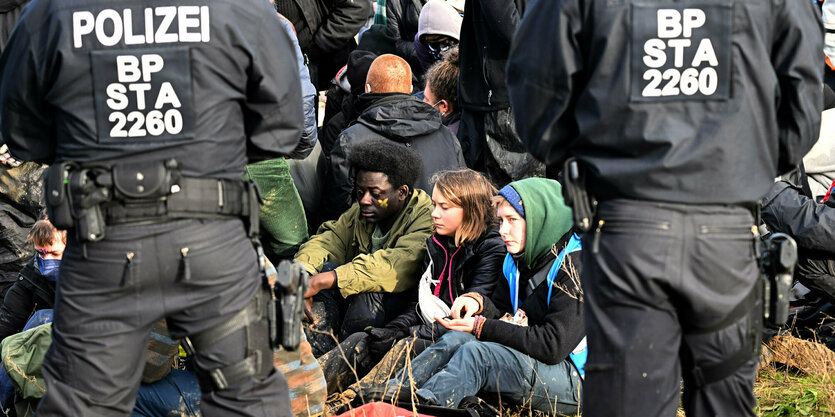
[569,337,588,378]
[546,234,583,306]
[502,253,519,313]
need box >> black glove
[365,326,406,358]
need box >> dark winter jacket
[763,176,835,299]
[763,180,835,254]
[458,0,527,111]
[324,93,466,220]
[479,232,585,365]
[386,228,505,338]
[276,0,371,60]
[0,257,55,342]
[386,0,428,75]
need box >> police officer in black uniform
[507,1,822,416]
[0,0,303,415]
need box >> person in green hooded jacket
[380,177,585,415]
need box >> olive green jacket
[295,189,433,297]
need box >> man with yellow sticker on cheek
[294,139,434,357]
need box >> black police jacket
[0,257,55,342]
[507,0,823,205]
[0,0,303,180]
[458,0,527,111]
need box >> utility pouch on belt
[270,260,308,351]
[46,162,76,230]
[562,157,597,233]
[111,159,181,200]
[760,233,797,327]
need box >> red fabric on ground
[336,402,435,417]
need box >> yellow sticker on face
[377,198,388,208]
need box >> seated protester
[0,219,64,342]
[762,167,835,300]
[762,165,835,350]
[296,139,433,356]
[378,178,585,415]
[324,54,466,221]
[319,169,505,399]
[422,47,461,134]
[413,0,462,74]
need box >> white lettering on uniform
[178,6,201,42]
[155,82,182,109]
[200,6,210,42]
[95,9,123,47]
[643,39,666,68]
[691,39,718,66]
[155,7,178,43]
[641,8,720,98]
[682,9,706,37]
[72,6,211,48]
[657,9,681,38]
[144,8,154,44]
[106,83,128,110]
[667,39,690,68]
[140,54,164,82]
[72,11,94,48]
[123,9,145,45]
[128,83,151,109]
[116,55,141,82]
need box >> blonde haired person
[322,169,506,409]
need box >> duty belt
[46,159,262,243]
[103,177,255,224]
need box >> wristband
[462,292,484,315]
[472,316,487,339]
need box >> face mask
[36,256,61,282]
[427,41,456,61]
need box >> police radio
[760,233,797,327]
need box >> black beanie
[347,50,378,97]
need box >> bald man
[323,54,466,221]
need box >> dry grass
[328,334,835,417]
[754,334,835,417]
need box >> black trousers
[36,219,291,417]
[582,200,759,417]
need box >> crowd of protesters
[0,0,832,416]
